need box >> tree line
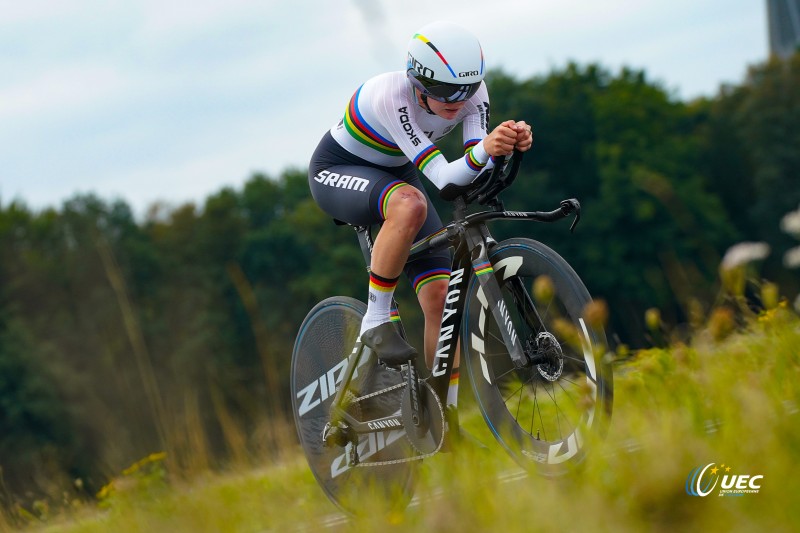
[1,53,798,501]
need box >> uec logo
[686,463,763,497]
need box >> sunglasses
[407,69,481,103]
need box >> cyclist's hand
[483,120,517,157]
[513,121,533,152]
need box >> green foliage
[18,311,800,532]
[484,63,739,340]
[0,319,86,494]
[95,452,169,511]
[704,53,800,291]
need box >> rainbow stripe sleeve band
[413,145,442,172]
[473,261,493,277]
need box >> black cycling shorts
[308,131,452,294]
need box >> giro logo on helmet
[459,70,479,77]
[407,54,434,80]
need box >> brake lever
[560,198,581,233]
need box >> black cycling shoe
[360,322,417,368]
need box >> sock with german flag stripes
[447,367,459,406]
[360,272,400,335]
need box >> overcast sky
[0,0,768,216]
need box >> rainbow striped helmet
[406,21,485,103]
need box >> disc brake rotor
[535,331,564,381]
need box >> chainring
[401,380,444,455]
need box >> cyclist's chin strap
[420,94,435,115]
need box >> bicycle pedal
[322,421,353,448]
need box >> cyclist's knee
[418,279,448,318]
[385,185,427,227]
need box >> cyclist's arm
[461,91,494,176]
[417,140,487,189]
[413,125,517,189]
[461,85,530,159]
[416,86,500,188]
[373,83,494,189]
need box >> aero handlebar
[439,150,524,204]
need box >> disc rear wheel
[291,297,415,514]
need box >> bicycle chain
[348,380,446,467]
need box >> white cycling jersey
[329,71,493,189]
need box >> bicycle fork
[463,227,531,370]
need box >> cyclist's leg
[401,174,462,405]
[403,188,470,448]
[309,157,422,363]
[360,181,428,364]
[308,132,422,231]
[370,182,427,286]
[416,279,462,405]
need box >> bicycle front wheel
[463,238,613,475]
[291,296,415,515]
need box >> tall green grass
[8,303,797,533]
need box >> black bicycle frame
[436,232,527,404]
[334,204,577,427]
[326,149,580,439]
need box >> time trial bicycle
[291,150,614,514]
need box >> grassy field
[5,303,799,533]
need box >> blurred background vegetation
[0,51,798,520]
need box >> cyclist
[308,21,533,415]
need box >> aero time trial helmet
[406,21,485,103]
